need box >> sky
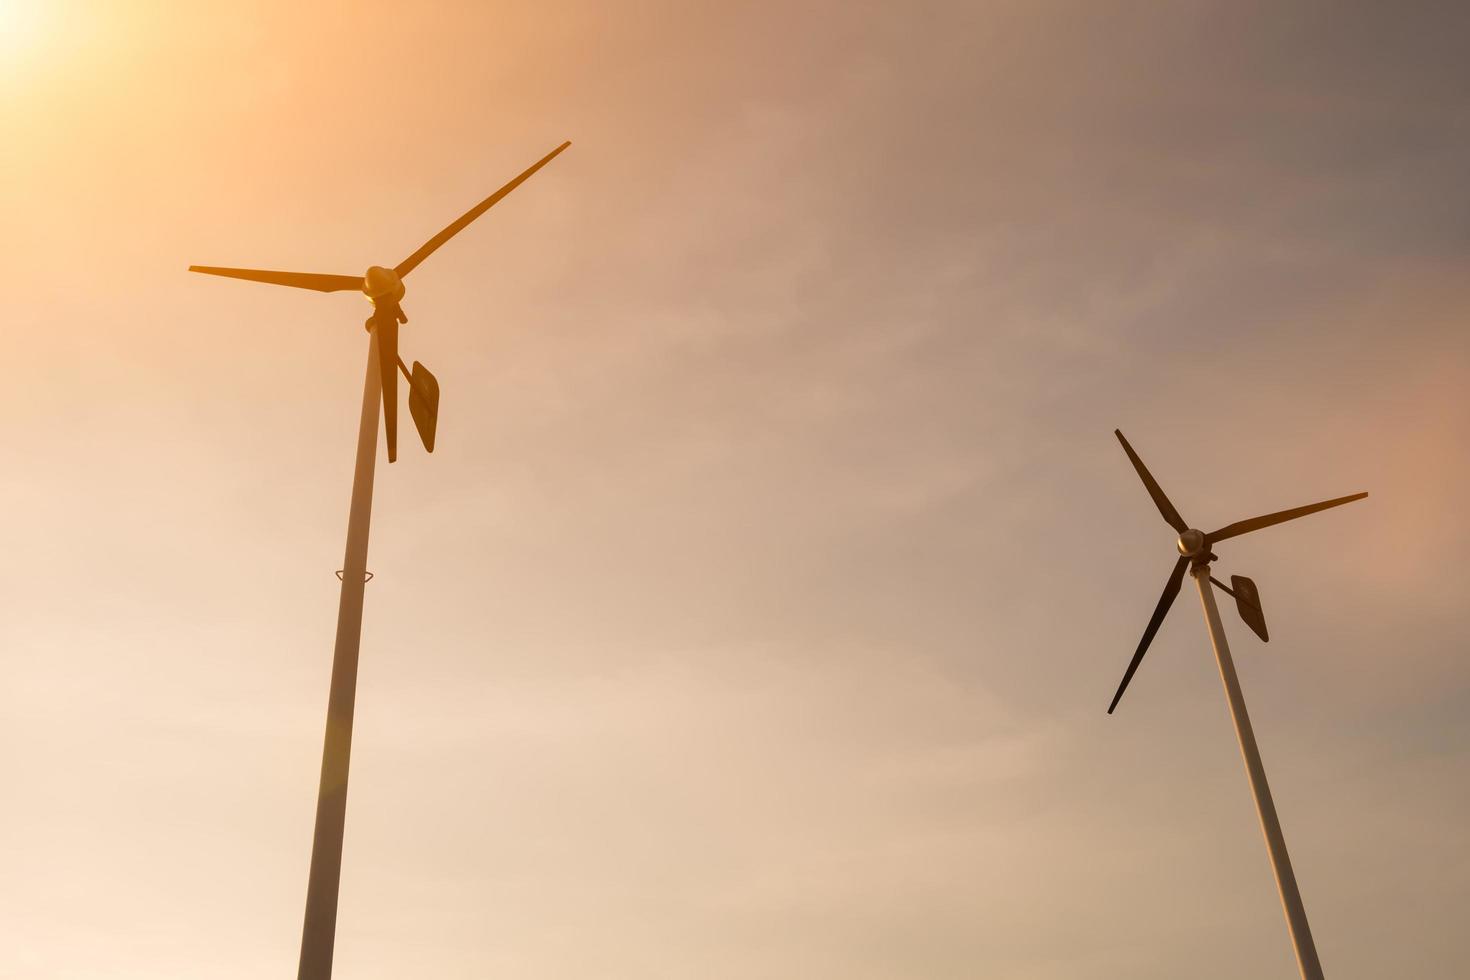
[2,1,1468,977]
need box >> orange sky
[3,2,1469,978]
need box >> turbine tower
[1108,429,1367,980]
[189,141,570,980]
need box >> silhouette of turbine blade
[375,318,399,464]
[1207,492,1368,543]
[394,141,571,278]
[187,266,366,293]
[1115,429,1188,533]
[1108,556,1188,714]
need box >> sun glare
[0,0,50,74]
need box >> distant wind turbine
[189,141,570,980]
[1108,429,1367,980]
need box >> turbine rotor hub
[1176,528,1207,558]
[363,265,405,305]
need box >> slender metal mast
[1105,429,1366,978]
[1191,562,1324,980]
[298,331,382,980]
[187,142,570,978]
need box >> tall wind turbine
[189,141,570,980]
[1108,429,1367,980]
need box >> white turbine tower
[1108,429,1367,980]
[189,141,571,980]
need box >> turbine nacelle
[1176,528,1207,558]
[363,265,405,306]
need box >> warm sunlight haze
[2,3,1467,980]
[0,0,48,74]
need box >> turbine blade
[1115,430,1188,533]
[188,266,365,293]
[394,141,571,278]
[374,317,399,464]
[1207,492,1368,543]
[1107,556,1188,714]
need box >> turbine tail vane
[1230,575,1268,642]
[394,141,571,278]
[404,360,440,453]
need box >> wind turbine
[189,141,570,980]
[1107,429,1366,980]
